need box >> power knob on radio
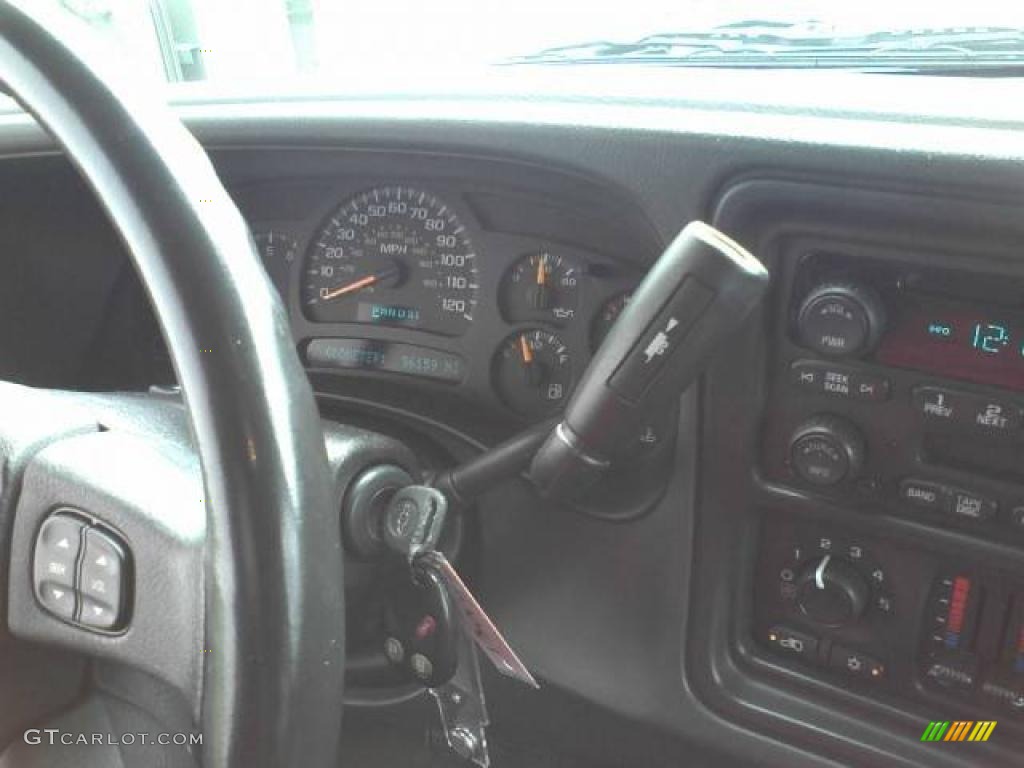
[796,281,886,359]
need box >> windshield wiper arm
[505,23,1024,74]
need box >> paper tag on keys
[418,550,539,689]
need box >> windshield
[47,0,1024,82]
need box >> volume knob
[796,282,886,359]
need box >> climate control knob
[789,414,865,487]
[796,281,886,358]
[796,555,870,628]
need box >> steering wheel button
[79,597,118,630]
[32,513,84,592]
[36,581,76,620]
[80,528,126,621]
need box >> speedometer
[302,186,478,335]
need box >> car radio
[761,248,1024,540]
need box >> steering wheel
[0,3,344,767]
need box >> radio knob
[789,414,865,487]
[796,282,886,358]
[796,555,870,627]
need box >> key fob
[383,562,458,688]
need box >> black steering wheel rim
[0,4,345,767]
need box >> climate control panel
[755,512,1024,724]
[757,521,896,689]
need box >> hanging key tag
[418,550,539,689]
[431,625,491,768]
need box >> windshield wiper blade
[505,23,1024,73]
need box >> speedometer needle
[321,263,401,301]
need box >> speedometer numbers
[493,329,573,417]
[500,251,582,326]
[302,187,478,336]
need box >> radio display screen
[876,299,1024,391]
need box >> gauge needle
[321,264,400,300]
[530,255,551,310]
[519,334,545,387]
[519,334,534,364]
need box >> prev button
[912,386,964,424]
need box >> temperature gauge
[493,329,573,417]
[500,252,583,326]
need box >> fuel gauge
[500,252,583,326]
[493,329,573,417]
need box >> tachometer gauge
[591,291,632,351]
[500,251,583,326]
[493,329,572,417]
[302,187,478,336]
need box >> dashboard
[3,69,1024,768]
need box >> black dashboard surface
[2,70,1024,767]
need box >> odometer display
[302,187,478,335]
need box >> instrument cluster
[250,181,645,423]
